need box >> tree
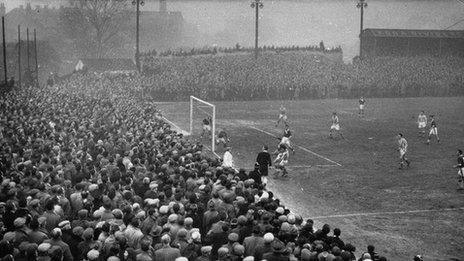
[60,0,130,58]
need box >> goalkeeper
[216,128,231,148]
[200,116,212,138]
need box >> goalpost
[190,96,216,153]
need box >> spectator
[243,226,264,257]
[43,228,73,261]
[155,235,181,261]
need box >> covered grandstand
[360,28,464,57]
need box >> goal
[189,96,216,152]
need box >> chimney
[159,0,167,13]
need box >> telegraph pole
[251,0,263,59]
[18,25,21,88]
[357,0,367,57]
[132,0,144,72]
[26,27,30,72]
[2,17,6,87]
[34,29,38,85]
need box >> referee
[256,145,272,184]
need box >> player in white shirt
[273,144,289,177]
[417,111,427,136]
[329,112,344,139]
[397,133,410,169]
[222,147,235,169]
[276,104,288,127]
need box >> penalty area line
[248,126,342,167]
[309,207,464,220]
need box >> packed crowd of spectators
[142,44,341,58]
[0,71,390,261]
[140,52,464,101]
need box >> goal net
[190,96,216,153]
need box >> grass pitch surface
[157,97,464,260]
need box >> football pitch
[156,97,464,260]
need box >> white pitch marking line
[203,144,221,159]
[287,164,339,168]
[309,207,464,219]
[286,165,313,168]
[249,126,342,167]
[161,117,191,136]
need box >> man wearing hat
[255,233,274,261]
[87,249,100,261]
[29,217,49,244]
[230,244,245,261]
[28,199,41,217]
[243,226,264,257]
[69,226,84,258]
[256,145,272,183]
[42,200,61,232]
[69,183,84,215]
[217,247,230,261]
[202,201,219,232]
[72,209,90,229]
[140,209,157,235]
[262,240,289,261]
[136,239,155,261]
[222,233,239,254]
[229,215,248,243]
[183,217,199,242]
[124,217,144,249]
[37,243,52,261]
[77,227,99,260]
[12,217,29,248]
[173,228,190,255]
[195,246,211,261]
[43,228,73,261]
[58,221,73,247]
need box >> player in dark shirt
[455,149,464,190]
[427,115,440,144]
[280,124,295,154]
[201,117,212,138]
[283,128,291,138]
[358,97,366,117]
[216,129,230,148]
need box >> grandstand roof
[362,28,464,39]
